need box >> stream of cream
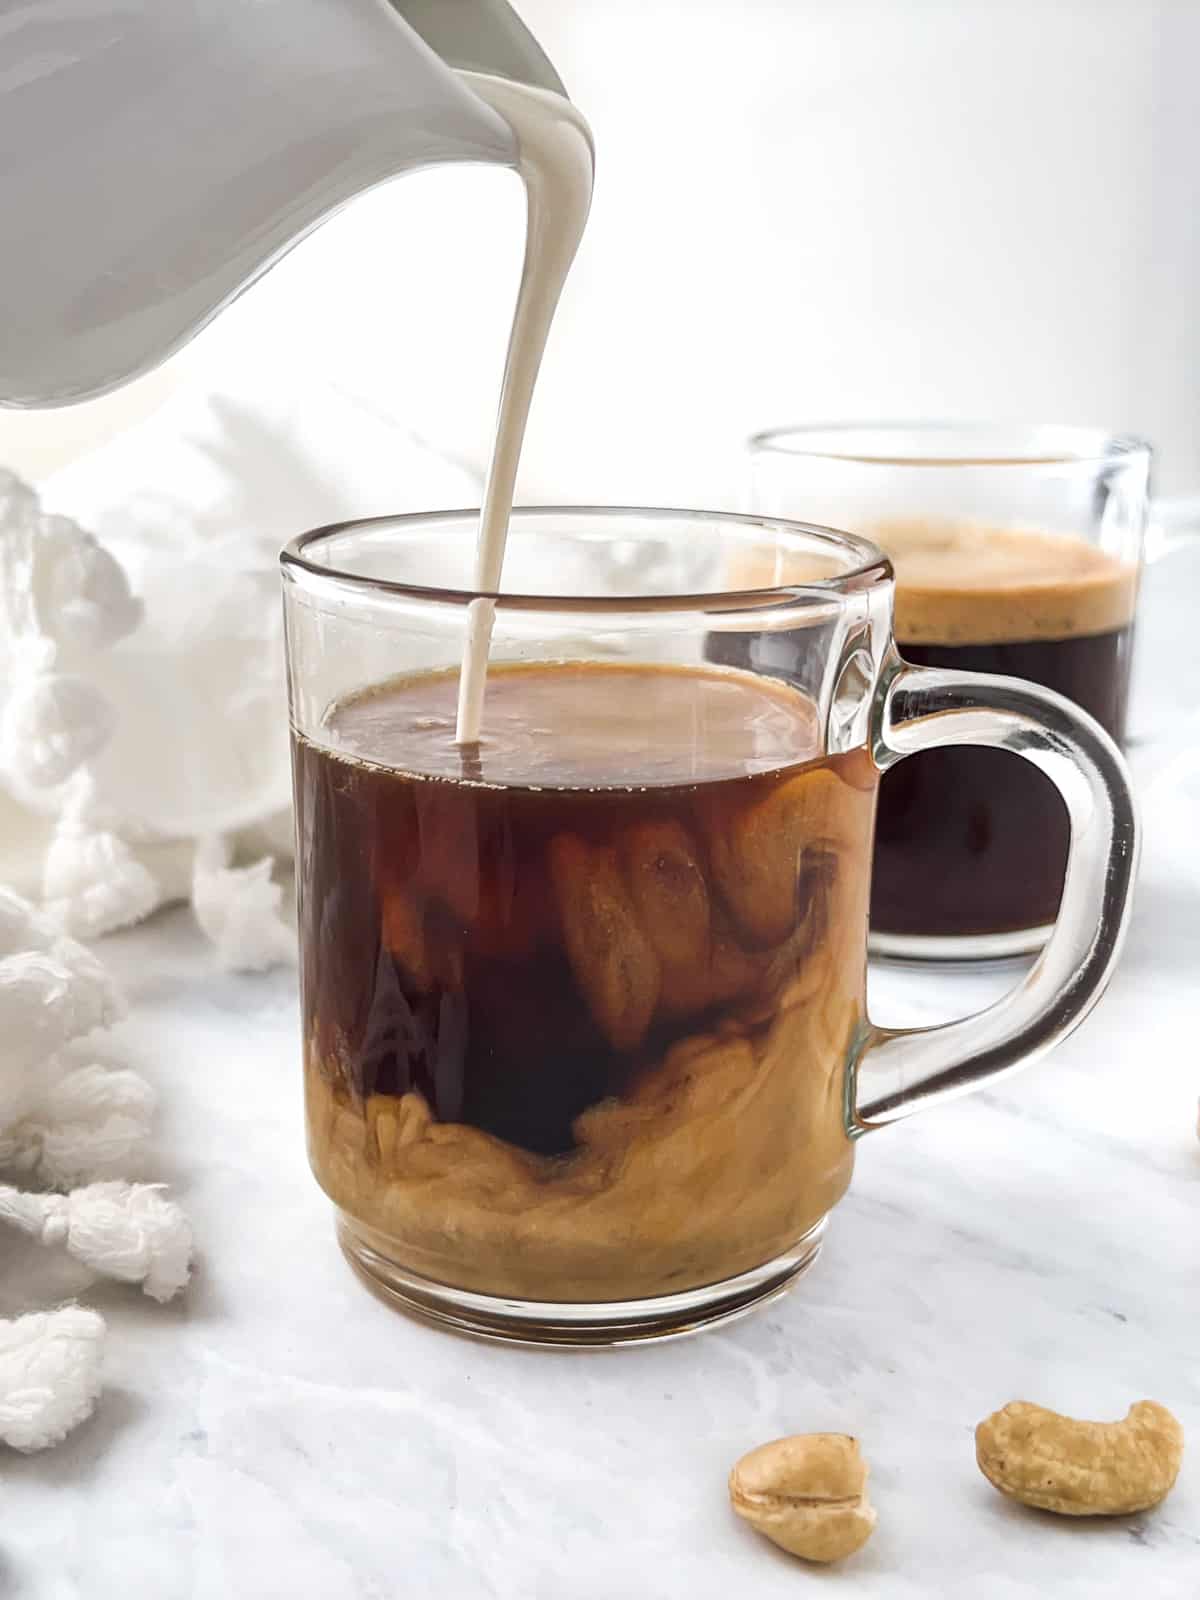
[453,72,594,745]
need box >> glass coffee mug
[747,424,1150,959]
[282,508,1137,1345]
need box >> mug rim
[280,504,893,614]
[747,420,1152,469]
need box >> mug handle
[847,658,1140,1133]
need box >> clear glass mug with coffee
[746,425,1149,960]
[282,507,1136,1344]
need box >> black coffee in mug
[870,521,1137,941]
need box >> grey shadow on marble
[0,1388,144,1487]
[81,1269,223,1329]
[980,1483,1195,1557]
[0,1548,25,1600]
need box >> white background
[1,0,1197,501]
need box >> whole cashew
[975,1400,1184,1516]
[729,1433,876,1563]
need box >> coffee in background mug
[746,425,1150,960]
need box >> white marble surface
[1,745,1197,1597]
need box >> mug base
[335,1211,828,1347]
[868,923,1052,963]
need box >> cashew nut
[729,1433,876,1563]
[975,1400,1184,1516]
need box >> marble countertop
[2,742,1198,1598]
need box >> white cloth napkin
[0,887,192,1450]
[0,364,480,1448]
[1,360,479,965]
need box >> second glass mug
[282,508,1137,1345]
[746,424,1151,961]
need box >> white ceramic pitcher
[0,0,566,406]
